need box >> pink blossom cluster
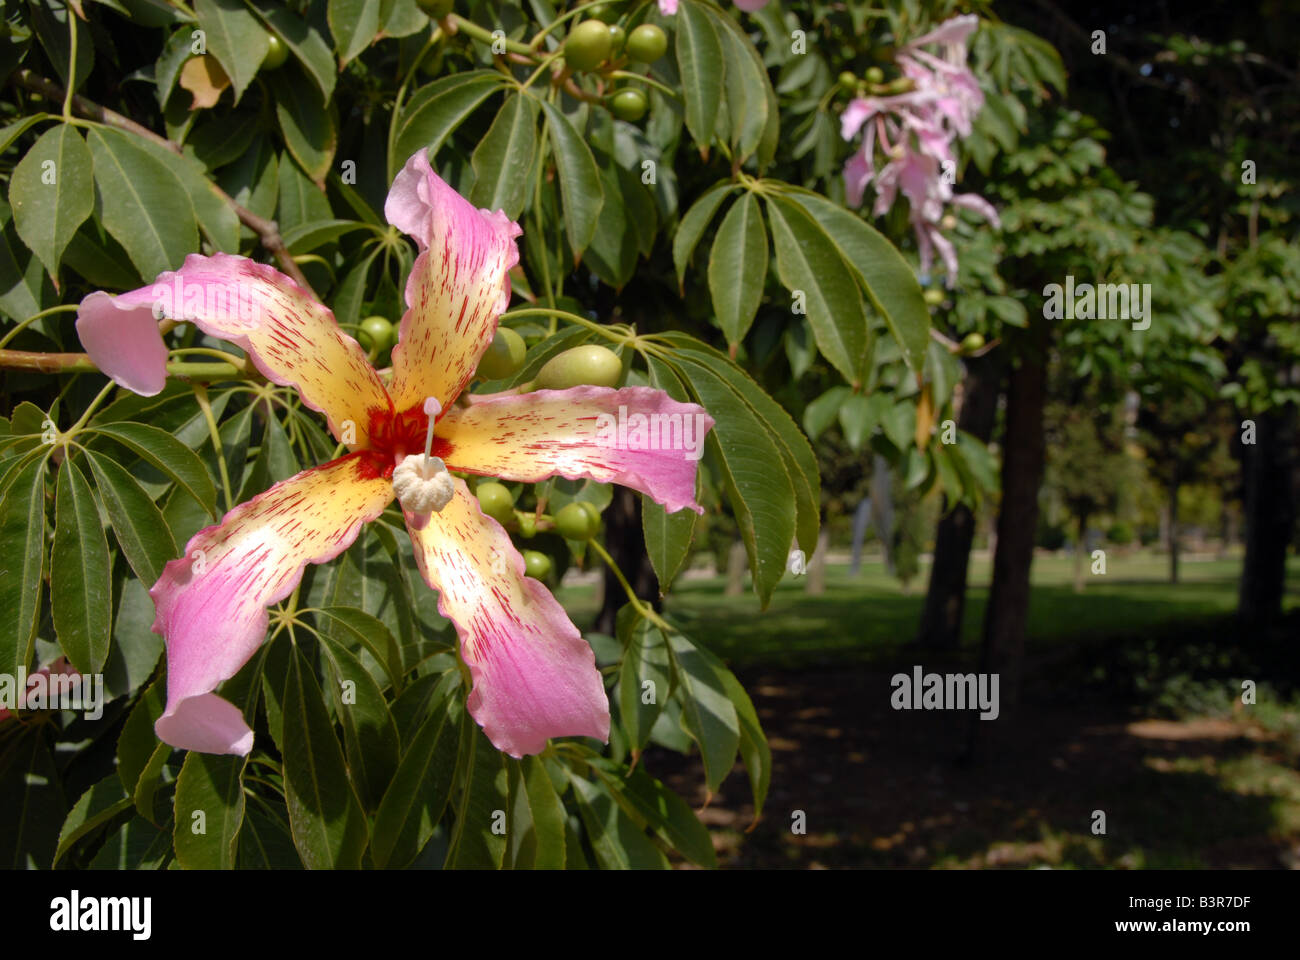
[840,14,1000,287]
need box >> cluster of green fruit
[565,19,668,122]
[475,478,604,581]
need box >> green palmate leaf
[570,774,668,869]
[117,676,166,796]
[83,449,178,587]
[781,189,931,375]
[154,28,194,108]
[281,219,373,255]
[277,154,334,232]
[705,5,768,161]
[132,741,172,826]
[281,645,369,869]
[30,0,93,94]
[764,194,871,386]
[238,804,299,869]
[370,676,461,867]
[0,729,66,868]
[328,0,380,66]
[51,459,112,674]
[668,632,740,796]
[0,115,50,158]
[443,723,508,869]
[618,617,672,754]
[696,643,770,817]
[536,98,604,262]
[665,333,821,574]
[391,71,504,181]
[173,752,247,869]
[641,356,698,589]
[8,125,95,279]
[87,422,217,518]
[91,815,173,870]
[672,181,733,291]
[195,0,270,103]
[675,0,725,149]
[0,215,45,322]
[86,127,198,281]
[252,3,337,99]
[54,776,132,867]
[131,138,241,254]
[314,605,403,693]
[585,163,637,289]
[803,385,849,440]
[715,8,780,166]
[708,193,767,348]
[275,65,338,188]
[666,353,795,606]
[469,93,539,221]
[839,392,887,453]
[317,632,400,813]
[504,756,566,869]
[592,759,716,868]
[0,453,47,678]
[63,226,143,289]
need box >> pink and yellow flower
[75,151,712,759]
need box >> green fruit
[477,327,526,380]
[359,316,394,353]
[576,501,602,527]
[565,20,613,72]
[923,289,945,306]
[555,502,596,540]
[416,0,455,17]
[838,71,857,92]
[610,88,647,122]
[535,344,622,390]
[865,66,885,85]
[475,482,516,524]
[626,23,667,63]
[608,24,626,55]
[262,34,289,70]
[523,549,552,580]
[961,332,986,353]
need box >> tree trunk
[724,539,748,597]
[1238,407,1297,624]
[594,486,661,634]
[806,528,831,595]
[917,353,1002,650]
[1168,480,1180,584]
[979,336,1049,710]
[1072,510,1089,594]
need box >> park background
[0,0,1297,870]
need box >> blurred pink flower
[659,0,769,14]
[839,14,999,287]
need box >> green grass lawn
[557,550,1300,670]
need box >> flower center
[385,398,456,525]
[361,399,452,480]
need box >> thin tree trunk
[1238,407,1297,623]
[1072,511,1088,594]
[1168,480,1180,584]
[917,353,1002,650]
[594,486,660,634]
[725,539,747,596]
[979,335,1049,711]
[806,528,831,595]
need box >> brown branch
[10,70,319,300]
[0,350,98,374]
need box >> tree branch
[10,69,319,300]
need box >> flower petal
[77,253,390,446]
[437,386,712,515]
[406,478,608,757]
[384,151,522,413]
[151,453,394,754]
